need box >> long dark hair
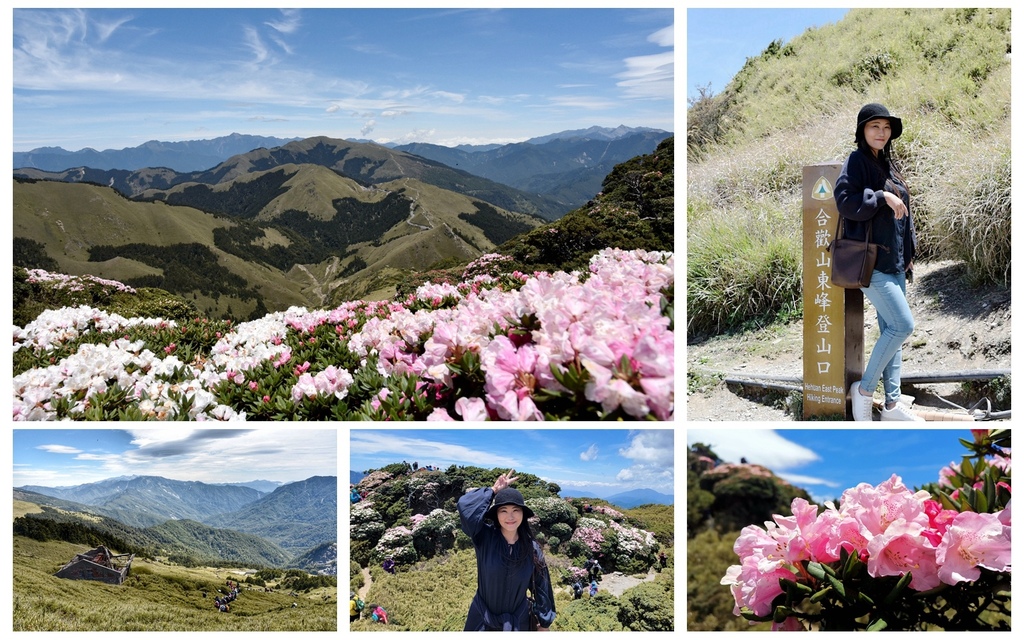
[855,123,909,193]
[494,514,545,570]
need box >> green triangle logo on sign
[811,176,833,200]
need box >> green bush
[550,522,572,541]
[555,592,624,631]
[527,496,579,534]
[618,581,674,631]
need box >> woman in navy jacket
[458,470,556,631]
[833,103,922,422]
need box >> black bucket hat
[857,103,903,140]
[486,487,534,520]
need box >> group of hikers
[349,593,389,625]
[213,580,241,613]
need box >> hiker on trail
[350,593,360,622]
[589,580,598,598]
[458,469,556,631]
[572,581,583,600]
[658,552,667,569]
[383,556,396,574]
[369,604,389,624]
[834,103,922,422]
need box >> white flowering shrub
[350,501,386,543]
[372,525,417,564]
[527,496,579,533]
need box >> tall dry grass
[687,8,1011,339]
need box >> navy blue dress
[458,487,556,631]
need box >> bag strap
[834,213,872,247]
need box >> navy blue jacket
[458,487,556,631]
[833,149,917,275]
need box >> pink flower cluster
[571,520,607,553]
[722,474,1012,618]
[290,365,354,403]
[14,249,672,421]
[349,248,673,420]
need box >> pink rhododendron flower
[866,519,941,591]
[935,510,1011,585]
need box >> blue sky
[687,8,849,102]
[687,428,980,504]
[12,429,338,487]
[350,429,675,497]
[11,7,674,152]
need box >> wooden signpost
[802,163,863,420]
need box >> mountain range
[14,126,670,213]
[13,130,672,321]
[14,133,302,173]
[14,475,336,557]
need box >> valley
[13,473,338,631]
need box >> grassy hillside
[687,8,1010,339]
[14,153,544,319]
[13,536,336,631]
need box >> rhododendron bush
[13,249,673,421]
[721,429,1011,631]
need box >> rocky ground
[686,260,1011,422]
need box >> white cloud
[616,51,673,100]
[687,429,821,470]
[648,24,673,48]
[265,9,301,35]
[580,444,599,461]
[619,430,673,466]
[350,432,519,469]
[614,430,674,490]
[36,444,82,455]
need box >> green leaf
[883,571,912,606]
[826,573,847,600]
[773,606,792,624]
[960,455,975,479]
[739,607,773,622]
[780,577,811,595]
[810,586,832,603]
[866,618,888,631]
[806,562,826,580]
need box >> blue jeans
[860,270,914,406]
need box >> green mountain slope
[13,165,543,318]
[13,536,336,631]
[211,477,337,554]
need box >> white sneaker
[881,403,924,421]
[850,381,874,422]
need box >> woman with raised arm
[457,469,556,631]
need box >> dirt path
[687,260,1011,421]
[593,568,657,597]
[358,566,372,601]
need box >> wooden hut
[54,545,134,585]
